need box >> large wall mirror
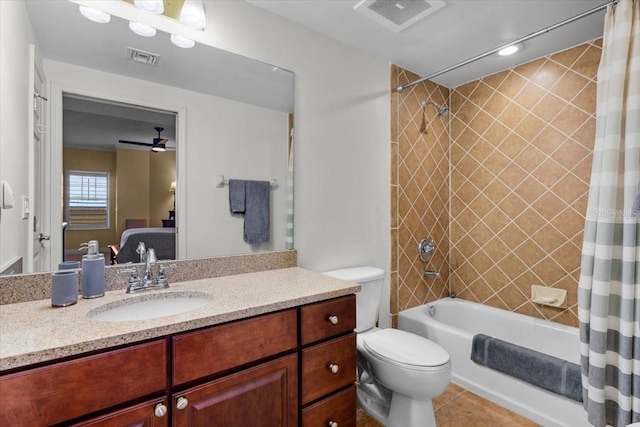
[4,0,294,275]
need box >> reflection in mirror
[0,1,294,275]
[62,95,177,265]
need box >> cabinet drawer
[301,295,356,345]
[302,385,356,427]
[301,334,356,405]
[0,340,167,427]
[173,309,297,386]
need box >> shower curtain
[579,1,640,426]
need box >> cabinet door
[73,398,169,427]
[173,354,297,427]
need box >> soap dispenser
[81,240,105,298]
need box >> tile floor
[356,383,541,427]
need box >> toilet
[324,266,451,427]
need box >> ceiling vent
[354,0,446,33]
[126,47,160,66]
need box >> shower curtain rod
[396,0,617,93]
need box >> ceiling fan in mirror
[118,126,174,152]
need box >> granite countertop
[0,267,360,372]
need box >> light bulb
[171,34,196,48]
[79,5,111,24]
[129,21,156,37]
[134,0,164,15]
[498,44,520,56]
[180,0,206,29]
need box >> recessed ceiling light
[498,44,522,56]
[129,21,156,37]
[79,5,111,24]
[134,0,164,15]
[170,34,196,48]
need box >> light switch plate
[22,196,30,219]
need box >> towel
[471,334,582,402]
[244,180,270,244]
[229,179,246,214]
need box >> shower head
[422,100,449,117]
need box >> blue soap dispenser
[81,240,105,298]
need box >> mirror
[1,1,294,274]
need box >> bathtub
[398,298,587,427]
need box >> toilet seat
[363,329,449,371]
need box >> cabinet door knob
[154,403,168,418]
[328,421,338,427]
[176,396,189,410]
[329,363,339,374]
[328,315,339,325]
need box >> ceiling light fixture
[129,21,157,37]
[498,43,523,56]
[134,0,164,15]
[170,34,196,48]
[79,5,111,24]
[180,0,207,30]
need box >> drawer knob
[329,363,339,374]
[328,421,338,427]
[176,396,189,410]
[154,403,168,418]
[328,315,339,324]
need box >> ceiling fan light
[171,34,196,48]
[129,21,157,37]
[134,0,164,15]
[79,5,111,24]
[180,0,207,29]
[152,144,166,152]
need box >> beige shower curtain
[578,0,640,426]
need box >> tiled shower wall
[390,66,450,327]
[391,39,601,328]
[449,39,600,328]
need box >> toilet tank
[323,266,385,333]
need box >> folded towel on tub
[471,333,582,402]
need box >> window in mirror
[66,171,110,230]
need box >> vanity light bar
[126,47,160,66]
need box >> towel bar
[216,174,278,189]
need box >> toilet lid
[362,329,449,367]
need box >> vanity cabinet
[0,295,356,427]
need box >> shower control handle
[329,363,339,374]
[328,315,339,324]
[328,421,338,427]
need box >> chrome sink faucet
[119,247,174,294]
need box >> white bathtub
[398,298,587,427]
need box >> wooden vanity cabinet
[0,295,356,427]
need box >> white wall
[0,1,34,273]
[73,0,392,325]
[45,60,289,259]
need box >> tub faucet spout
[423,270,441,279]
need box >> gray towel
[229,179,246,214]
[471,334,583,402]
[244,180,270,244]
[633,181,640,218]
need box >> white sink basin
[87,291,212,322]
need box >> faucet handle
[156,263,176,289]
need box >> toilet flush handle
[329,363,339,374]
[328,315,339,324]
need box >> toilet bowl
[324,266,451,427]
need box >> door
[28,44,49,272]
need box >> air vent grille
[126,47,160,66]
[354,0,446,33]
